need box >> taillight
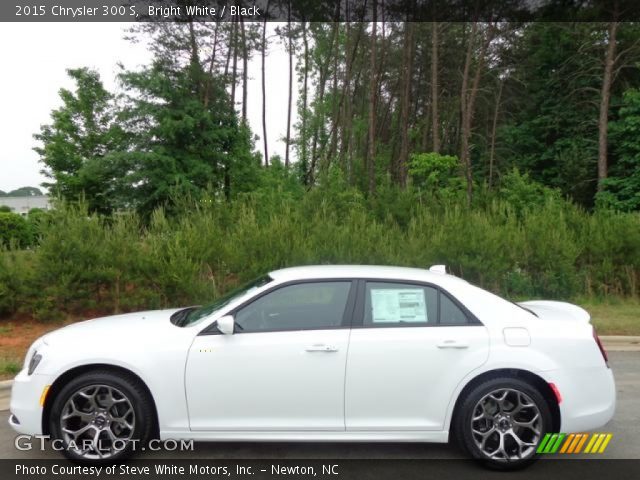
[548,382,562,404]
[593,326,609,367]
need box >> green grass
[0,358,21,378]
[579,300,640,336]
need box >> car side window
[364,282,438,326]
[439,292,469,325]
[234,281,352,333]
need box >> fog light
[9,413,20,425]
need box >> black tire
[49,370,154,464]
[453,377,552,470]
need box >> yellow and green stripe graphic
[537,433,612,454]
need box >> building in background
[0,195,51,216]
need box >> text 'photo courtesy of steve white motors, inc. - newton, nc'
[15,4,263,20]
[14,462,338,477]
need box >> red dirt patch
[0,318,73,380]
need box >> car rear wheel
[453,377,552,470]
[49,370,154,463]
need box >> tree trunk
[285,2,293,168]
[488,79,503,188]
[230,19,238,109]
[431,22,440,153]
[397,22,414,188]
[339,21,364,180]
[224,23,233,78]
[375,15,388,140]
[598,19,618,191]
[301,21,310,183]
[261,1,270,166]
[187,19,201,98]
[327,22,341,167]
[326,19,364,173]
[240,18,248,123]
[187,19,199,67]
[460,22,493,205]
[203,22,220,108]
[367,1,378,195]
[459,22,478,203]
[309,22,339,183]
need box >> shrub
[0,212,32,248]
[497,168,561,216]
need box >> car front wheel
[454,377,552,470]
[49,370,154,463]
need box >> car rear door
[344,280,489,431]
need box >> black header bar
[2,0,638,22]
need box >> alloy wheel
[59,384,136,459]
[470,388,542,462]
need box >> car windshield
[178,275,273,326]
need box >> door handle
[437,340,469,349]
[305,344,339,353]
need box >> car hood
[517,300,591,324]
[42,309,184,346]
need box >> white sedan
[9,265,615,468]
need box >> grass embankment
[584,301,640,336]
[0,301,637,380]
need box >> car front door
[185,280,356,431]
[345,280,489,431]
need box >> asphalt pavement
[0,352,638,460]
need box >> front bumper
[8,369,53,435]
[541,365,616,433]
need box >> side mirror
[216,315,235,335]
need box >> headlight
[27,351,42,375]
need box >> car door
[345,280,489,431]
[185,280,356,431]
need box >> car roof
[269,265,468,287]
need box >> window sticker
[370,288,427,323]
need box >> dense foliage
[1,174,638,321]
[0,210,48,249]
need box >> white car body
[9,265,615,448]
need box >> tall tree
[230,19,239,110]
[431,22,440,153]
[488,78,503,188]
[119,59,259,213]
[309,22,340,183]
[300,21,310,182]
[598,13,619,191]
[203,21,220,108]
[459,22,494,203]
[396,22,415,187]
[240,18,248,123]
[34,68,125,214]
[367,2,378,195]
[285,2,293,168]
[261,1,270,166]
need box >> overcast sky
[0,22,296,192]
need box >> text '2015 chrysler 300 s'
[9,265,615,469]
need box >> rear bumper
[540,365,615,433]
[8,369,52,436]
